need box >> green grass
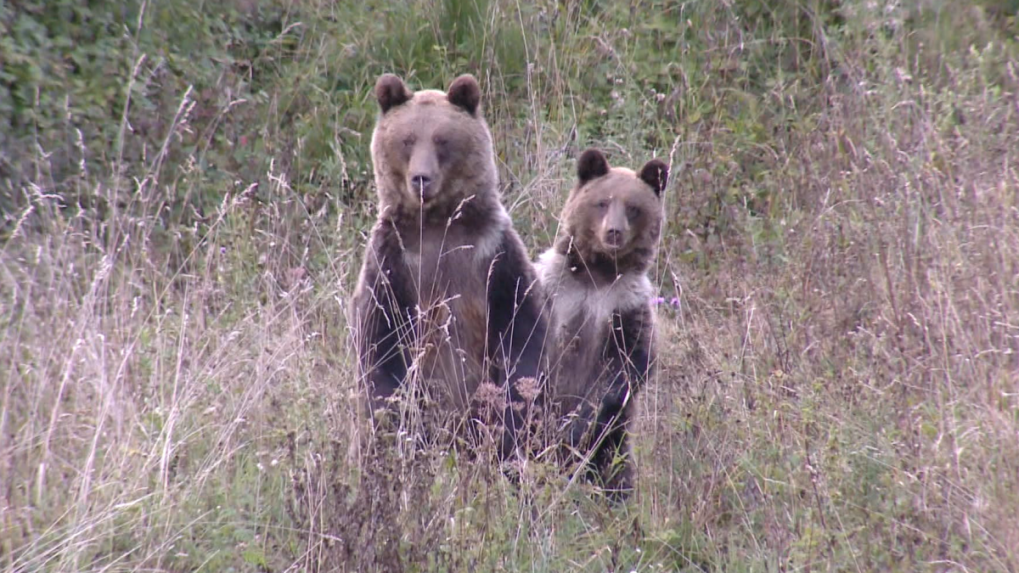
[2,0,1019,570]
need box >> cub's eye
[596,200,610,210]
[626,204,641,220]
[402,136,416,148]
[432,135,448,146]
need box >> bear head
[560,148,667,273]
[370,73,498,218]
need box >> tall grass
[2,0,1018,570]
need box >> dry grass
[2,0,1019,571]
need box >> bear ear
[375,74,412,114]
[447,74,481,115]
[639,159,668,197]
[577,148,610,184]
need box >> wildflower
[473,382,507,412]
[514,377,541,403]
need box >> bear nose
[605,229,624,247]
[410,175,434,199]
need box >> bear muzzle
[600,203,630,250]
[603,228,625,249]
[407,147,442,203]
[409,174,438,201]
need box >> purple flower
[670,297,680,308]
[653,296,666,305]
[220,247,227,254]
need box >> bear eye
[402,135,416,148]
[596,199,610,210]
[626,204,641,220]
[432,135,448,147]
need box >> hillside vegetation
[2,0,1019,570]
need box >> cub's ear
[447,74,481,115]
[639,159,668,197]
[375,74,412,114]
[577,148,610,184]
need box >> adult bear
[352,73,548,459]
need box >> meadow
[2,0,1018,570]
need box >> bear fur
[352,73,549,459]
[536,147,667,496]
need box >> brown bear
[351,73,549,459]
[536,147,667,497]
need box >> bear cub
[352,73,548,459]
[536,148,667,496]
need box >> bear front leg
[485,231,551,459]
[588,305,654,496]
[590,396,634,499]
[353,222,417,418]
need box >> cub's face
[370,74,495,210]
[563,148,667,263]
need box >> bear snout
[410,174,437,200]
[604,228,625,248]
[601,204,630,250]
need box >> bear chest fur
[548,277,618,406]
[399,224,501,410]
[537,250,653,411]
